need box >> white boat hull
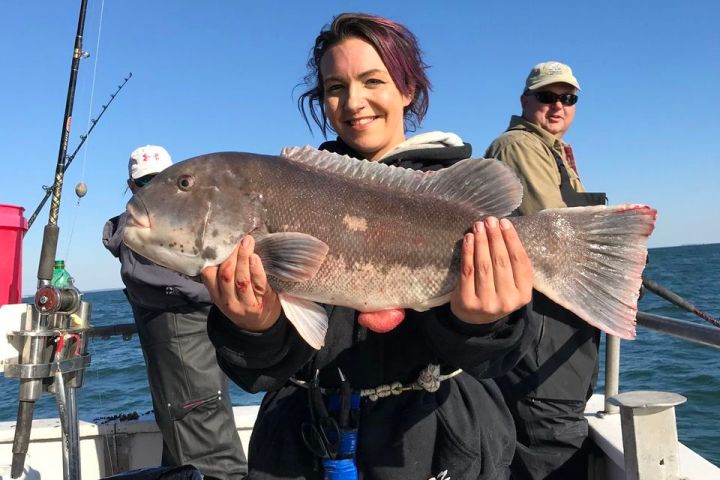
[0,406,258,479]
[1,396,718,479]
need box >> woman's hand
[450,217,533,325]
[201,235,281,331]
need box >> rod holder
[608,391,686,480]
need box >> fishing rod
[642,276,720,328]
[10,0,90,478]
[26,72,133,230]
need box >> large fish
[123,146,656,349]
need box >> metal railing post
[604,333,620,414]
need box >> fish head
[122,153,265,276]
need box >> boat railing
[89,309,720,419]
[68,308,720,479]
[599,311,720,479]
[636,311,720,348]
[603,311,720,414]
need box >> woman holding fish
[201,13,537,480]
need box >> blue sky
[2,0,718,294]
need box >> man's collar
[507,115,565,149]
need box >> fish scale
[252,154,472,308]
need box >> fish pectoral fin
[254,232,329,283]
[413,293,453,312]
[279,294,328,350]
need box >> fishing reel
[5,292,93,479]
[6,287,92,393]
[35,284,82,315]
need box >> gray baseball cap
[525,61,581,91]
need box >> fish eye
[177,175,195,191]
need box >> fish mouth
[125,196,150,229]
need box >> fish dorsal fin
[281,146,523,217]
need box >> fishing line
[78,0,105,191]
[63,0,106,264]
[57,4,118,470]
[64,0,105,261]
[75,1,119,471]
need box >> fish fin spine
[281,146,523,218]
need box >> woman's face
[320,37,412,161]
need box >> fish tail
[515,204,657,339]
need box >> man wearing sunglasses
[485,62,607,480]
[103,145,248,479]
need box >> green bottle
[51,259,74,288]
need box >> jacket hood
[317,131,472,170]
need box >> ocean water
[1,244,718,466]
[598,243,720,466]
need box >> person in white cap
[485,63,607,480]
[103,145,248,479]
[126,144,173,191]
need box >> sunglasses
[133,174,156,188]
[528,91,578,106]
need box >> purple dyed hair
[298,12,431,137]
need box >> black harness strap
[553,152,607,207]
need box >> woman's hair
[298,12,430,137]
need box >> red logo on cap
[141,152,160,162]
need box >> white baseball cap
[128,145,172,180]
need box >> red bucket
[0,204,28,306]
